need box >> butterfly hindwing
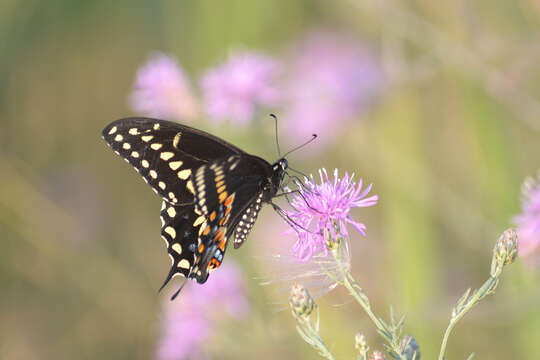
[190,157,274,275]
[165,156,273,284]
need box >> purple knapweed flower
[286,168,378,262]
[129,52,199,121]
[156,262,248,360]
[282,32,384,151]
[201,52,280,125]
[513,174,540,265]
[157,311,210,360]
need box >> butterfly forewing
[102,118,242,205]
[159,201,198,286]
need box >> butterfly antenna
[280,177,324,215]
[282,134,317,158]
[270,114,281,158]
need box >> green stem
[437,276,499,360]
[295,315,335,360]
[358,350,368,360]
[342,273,385,330]
[330,247,406,359]
[306,319,336,360]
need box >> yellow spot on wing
[153,123,160,130]
[122,143,131,150]
[171,243,182,254]
[173,132,182,148]
[114,134,123,142]
[199,221,208,236]
[128,128,139,135]
[164,226,176,239]
[218,191,228,203]
[167,207,176,218]
[193,215,205,227]
[141,135,154,142]
[177,169,191,180]
[158,181,166,190]
[160,152,174,161]
[150,143,163,150]
[131,151,139,158]
[169,161,183,170]
[178,259,190,269]
[108,126,117,135]
[149,170,158,179]
[141,160,149,168]
[186,180,195,194]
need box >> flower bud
[370,350,386,360]
[491,229,519,277]
[400,335,421,360]
[355,333,368,353]
[289,283,316,318]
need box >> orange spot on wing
[203,225,211,236]
[213,228,225,242]
[198,244,205,253]
[218,239,226,251]
[209,211,216,221]
[224,193,235,207]
[219,213,230,226]
[208,258,221,270]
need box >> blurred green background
[1,1,540,359]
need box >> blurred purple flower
[513,174,540,265]
[282,32,384,150]
[286,168,378,262]
[129,52,199,121]
[201,52,280,125]
[156,262,248,360]
[157,312,210,360]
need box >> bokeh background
[2,1,540,359]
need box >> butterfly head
[269,158,288,194]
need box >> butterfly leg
[270,202,319,235]
[275,182,323,215]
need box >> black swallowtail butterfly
[102,117,288,298]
